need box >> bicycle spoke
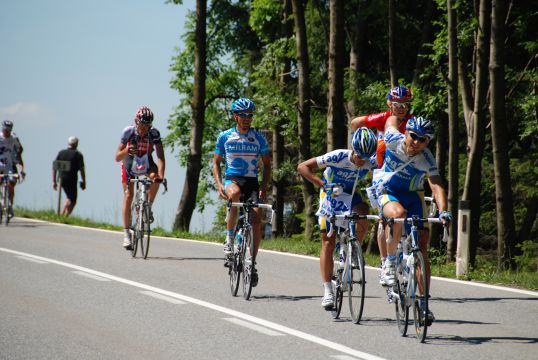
[242,229,254,300]
[348,242,365,324]
[412,251,429,343]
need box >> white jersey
[0,132,21,172]
[316,149,376,193]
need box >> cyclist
[0,120,25,216]
[212,98,271,287]
[350,85,413,284]
[115,106,165,250]
[297,127,377,309]
[378,115,451,322]
[52,136,86,216]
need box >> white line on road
[224,317,285,336]
[1,247,386,360]
[332,355,362,360]
[140,290,186,304]
[16,255,49,264]
[72,270,111,281]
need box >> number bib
[316,191,353,228]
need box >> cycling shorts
[224,176,259,203]
[121,158,157,184]
[379,190,427,233]
[61,179,78,203]
[318,190,363,233]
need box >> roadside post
[456,200,470,277]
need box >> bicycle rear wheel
[242,228,254,300]
[411,251,429,343]
[348,242,365,324]
[140,205,151,259]
[394,278,409,336]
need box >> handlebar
[326,213,380,238]
[0,173,20,183]
[386,216,449,243]
[227,200,276,224]
[130,176,168,194]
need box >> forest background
[164,0,536,272]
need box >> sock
[124,229,130,236]
[381,257,387,267]
[323,282,332,294]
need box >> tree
[172,0,207,231]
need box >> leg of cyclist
[320,216,336,308]
[7,180,16,216]
[121,165,134,249]
[224,181,241,254]
[377,221,388,284]
[380,195,406,286]
[353,202,369,244]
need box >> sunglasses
[409,131,428,143]
[236,112,254,118]
[392,102,409,109]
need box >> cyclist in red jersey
[350,85,413,285]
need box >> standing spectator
[52,136,86,216]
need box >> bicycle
[0,173,20,226]
[326,211,380,323]
[385,215,448,343]
[226,199,274,300]
[129,176,167,259]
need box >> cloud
[0,102,56,129]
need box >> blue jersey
[215,127,269,178]
[382,126,439,192]
[316,149,376,193]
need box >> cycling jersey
[120,125,162,182]
[381,126,439,193]
[364,111,411,139]
[215,127,269,178]
[0,132,22,173]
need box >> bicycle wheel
[130,205,140,257]
[229,230,242,296]
[140,204,151,259]
[411,251,429,343]
[330,244,343,319]
[242,228,254,300]
[348,241,365,324]
[0,187,4,225]
[394,277,409,336]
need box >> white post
[456,200,470,277]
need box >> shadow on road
[146,256,223,261]
[435,296,538,303]
[252,294,319,302]
[426,334,538,345]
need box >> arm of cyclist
[297,157,325,188]
[259,153,271,201]
[350,115,368,131]
[153,142,166,182]
[212,153,227,200]
[428,175,451,225]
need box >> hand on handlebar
[438,211,452,224]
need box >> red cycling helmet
[135,106,154,124]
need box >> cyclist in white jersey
[212,98,271,287]
[115,106,165,250]
[378,115,452,321]
[0,120,25,214]
[298,127,378,309]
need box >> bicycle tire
[331,243,343,319]
[0,188,4,225]
[130,205,140,257]
[242,228,254,300]
[348,241,365,324]
[411,250,429,343]
[229,229,242,296]
[140,204,151,259]
[394,278,409,336]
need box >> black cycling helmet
[135,106,154,125]
[2,120,13,131]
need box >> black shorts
[61,179,78,203]
[225,176,259,203]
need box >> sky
[0,0,218,233]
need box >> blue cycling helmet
[231,98,255,112]
[387,85,412,103]
[406,116,435,139]
[351,127,377,159]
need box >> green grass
[14,208,538,291]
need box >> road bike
[129,176,167,259]
[385,215,448,343]
[226,199,274,300]
[0,173,20,226]
[326,211,380,323]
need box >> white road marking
[16,255,48,264]
[140,290,186,304]
[22,218,538,297]
[224,317,285,336]
[332,355,361,360]
[1,247,386,360]
[72,270,111,281]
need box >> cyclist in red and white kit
[350,85,413,285]
[115,106,165,250]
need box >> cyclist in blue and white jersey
[212,98,271,287]
[378,115,451,321]
[0,120,25,215]
[298,127,377,309]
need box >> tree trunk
[326,0,346,151]
[173,0,206,231]
[446,0,459,261]
[462,0,490,266]
[412,0,436,87]
[388,0,397,87]
[489,0,518,269]
[292,0,316,240]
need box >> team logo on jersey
[248,137,255,142]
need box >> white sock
[323,282,332,294]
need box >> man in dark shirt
[52,136,86,216]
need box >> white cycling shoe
[122,235,132,250]
[321,292,334,309]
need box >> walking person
[52,136,86,216]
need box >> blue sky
[0,0,217,232]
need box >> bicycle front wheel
[348,242,365,324]
[331,247,343,319]
[130,206,140,257]
[139,205,151,259]
[242,228,254,300]
[229,230,242,296]
[411,251,429,343]
[394,278,409,336]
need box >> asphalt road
[1,217,537,360]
